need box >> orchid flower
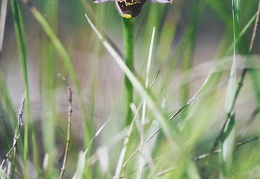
[94,0,172,18]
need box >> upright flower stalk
[122,17,135,126]
[93,0,172,126]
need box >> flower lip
[93,0,173,18]
[115,0,146,18]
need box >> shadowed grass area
[0,0,260,178]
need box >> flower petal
[93,0,114,3]
[148,0,172,3]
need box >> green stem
[10,0,30,178]
[122,17,135,126]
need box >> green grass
[0,0,260,178]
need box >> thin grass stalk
[23,2,93,177]
[85,13,179,150]
[195,136,259,161]
[138,27,155,179]
[146,14,257,148]
[10,93,25,177]
[0,71,23,177]
[29,2,93,176]
[39,0,58,176]
[72,118,111,179]
[122,17,135,126]
[247,1,260,114]
[114,112,136,179]
[249,1,260,52]
[10,0,31,177]
[22,0,93,163]
[220,0,240,177]
[208,13,257,155]
[0,93,25,178]
[11,0,41,176]
[213,3,260,162]
[58,74,72,179]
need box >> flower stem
[122,17,135,126]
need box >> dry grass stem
[249,1,260,52]
[0,92,25,178]
[194,136,259,160]
[58,74,72,179]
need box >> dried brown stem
[194,136,259,160]
[58,74,72,179]
[210,68,247,152]
[0,92,25,177]
[210,0,260,154]
[249,1,260,52]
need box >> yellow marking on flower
[123,14,132,18]
[125,1,139,6]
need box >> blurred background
[0,0,260,178]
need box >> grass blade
[39,0,59,176]
[10,0,35,177]
[84,13,180,149]
[0,0,8,52]
[220,0,240,176]
[22,0,93,154]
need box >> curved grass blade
[22,0,93,150]
[85,13,181,151]
[10,0,41,178]
[220,0,240,176]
